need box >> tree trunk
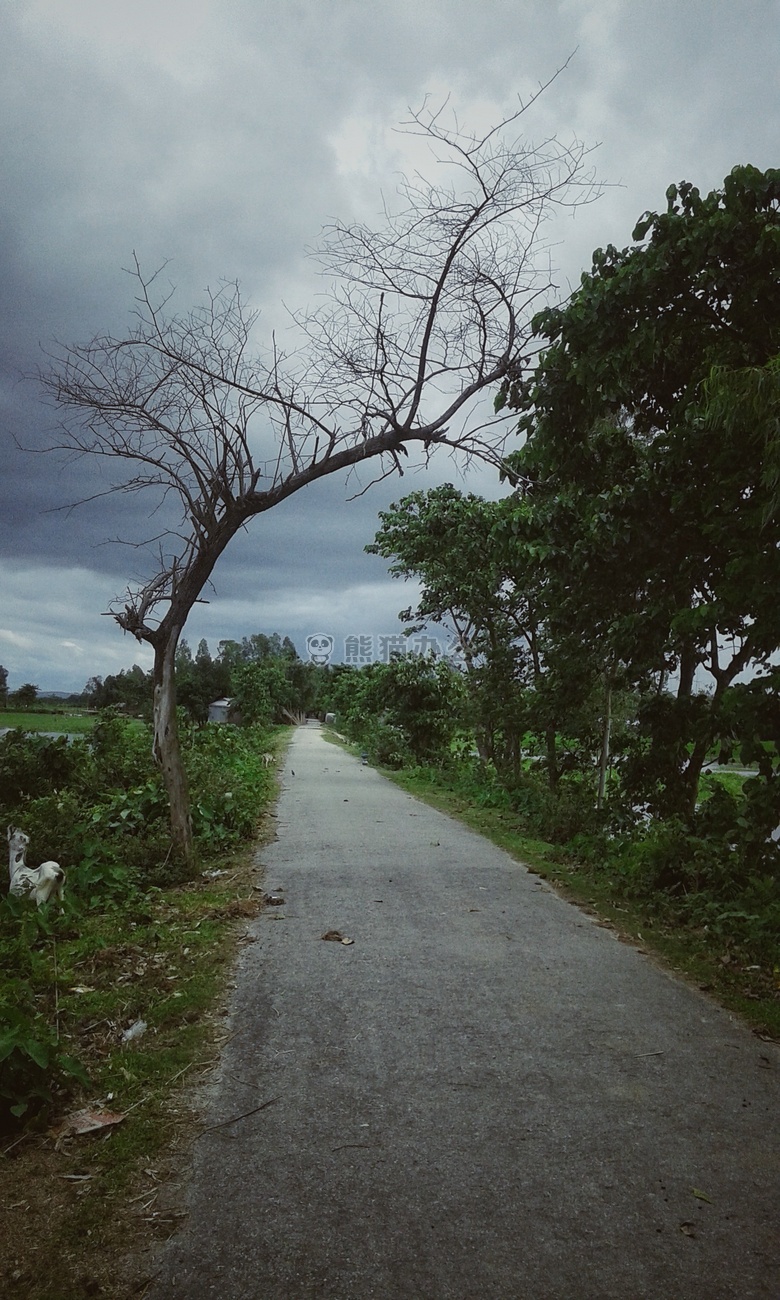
[677,639,697,700]
[679,634,755,821]
[597,682,613,811]
[545,726,560,791]
[152,631,194,868]
[682,734,710,821]
[526,620,559,792]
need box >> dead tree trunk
[151,629,193,866]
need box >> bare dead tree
[41,92,599,865]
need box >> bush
[0,904,89,1130]
[185,722,278,850]
[508,772,598,844]
[0,717,283,1128]
[0,730,89,813]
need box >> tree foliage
[328,654,467,767]
[12,684,39,709]
[369,486,549,780]
[503,164,780,815]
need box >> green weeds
[0,718,283,1129]
[1,720,287,1297]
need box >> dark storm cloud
[1,0,778,688]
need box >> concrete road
[150,724,779,1299]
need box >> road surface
[149,724,779,1299]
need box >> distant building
[208,697,241,724]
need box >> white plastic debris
[122,1018,148,1043]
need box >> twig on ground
[1,1133,33,1158]
[194,1096,279,1137]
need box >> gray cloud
[1,0,777,688]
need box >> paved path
[151,725,779,1299]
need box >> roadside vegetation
[326,168,780,1042]
[0,696,292,1296]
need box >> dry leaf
[679,1222,696,1237]
[53,1108,126,1142]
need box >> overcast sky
[1,0,778,692]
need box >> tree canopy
[501,165,780,813]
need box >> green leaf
[23,1038,50,1070]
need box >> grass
[0,711,99,734]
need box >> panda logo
[306,633,335,665]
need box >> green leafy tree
[329,655,467,767]
[175,638,231,723]
[12,684,39,709]
[232,658,296,726]
[505,165,780,816]
[86,665,152,715]
[369,486,552,782]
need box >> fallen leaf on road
[691,1188,712,1203]
[341,937,354,946]
[322,930,344,941]
[679,1222,696,1237]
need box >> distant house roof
[208,697,240,724]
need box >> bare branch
[38,91,599,651]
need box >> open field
[0,710,98,734]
